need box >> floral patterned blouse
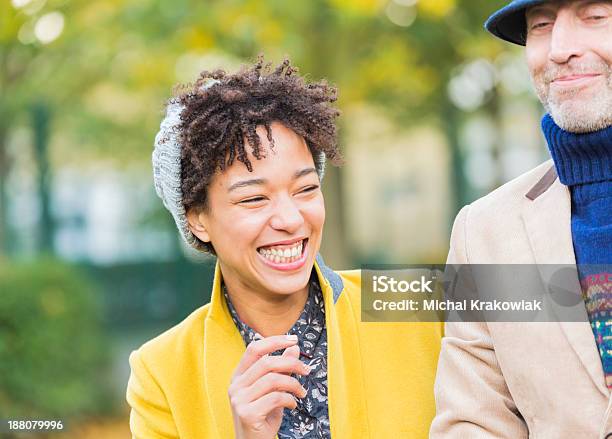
[222,276,331,438]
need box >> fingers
[281,344,300,359]
[242,372,307,403]
[249,391,299,416]
[232,335,299,378]
[234,352,311,389]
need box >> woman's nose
[269,196,304,233]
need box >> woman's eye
[298,185,319,194]
[240,196,266,204]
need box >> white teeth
[259,240,306,264]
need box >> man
[430,1,612,438]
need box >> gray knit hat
[152,80,327,253]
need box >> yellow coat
[126,256,442,438]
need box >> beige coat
[430,161,612,439]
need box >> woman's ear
[186,208,211,243]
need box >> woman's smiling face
[187,121,325,297]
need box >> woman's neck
[220,269,309,337]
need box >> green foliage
[0,257,114,419]
[2,0,514,162]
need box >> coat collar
[202,255,368,438]
[521,165,609,397]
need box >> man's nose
[269,196,304,233]
[549,10,585,64]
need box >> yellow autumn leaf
[184,28,215,50]
[328,0,386,16]
[417,0,456,19]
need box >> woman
[126,58,442,439]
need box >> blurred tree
[32,101,54,254]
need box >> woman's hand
[229,335,311,439]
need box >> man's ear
[186,208,211,243]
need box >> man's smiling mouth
[550,73,603,88]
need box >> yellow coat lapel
[203,262,245,437]
[314,262,370,438]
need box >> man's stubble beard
[532,62,612,133]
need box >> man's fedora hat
[485,0,548,46]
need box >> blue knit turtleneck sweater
[542,114,612,387]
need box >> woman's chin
[259,273,312,297]
[256,257,315,296]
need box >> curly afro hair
[174,56,342,254]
